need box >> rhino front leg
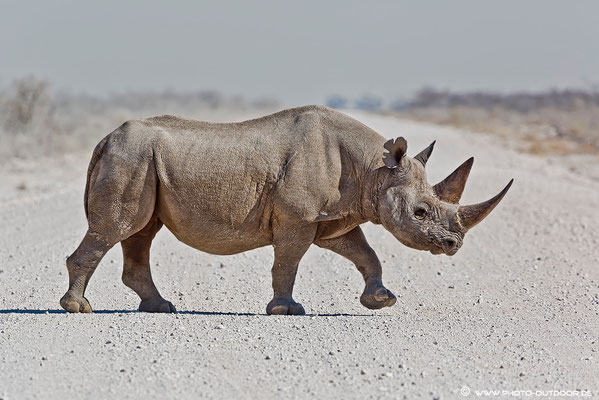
[266,224,317,315]
[121,216,176,313]
[315,226,396,310]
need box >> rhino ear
[382,137,408,169]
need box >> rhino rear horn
[457,179,514,230]
[433,157,474,203]
[382,137,408,168]
[414,141,436,166]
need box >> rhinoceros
[60,105,512,315]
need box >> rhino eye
[414,207,428,219]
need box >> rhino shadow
[0,309,374,317]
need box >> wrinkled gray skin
[60,105,512,315]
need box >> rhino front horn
[457,179,514,230]
[433,157,474,204]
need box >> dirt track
[1,112,598,399]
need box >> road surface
[1,112,597,399]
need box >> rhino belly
[154,183,274,255]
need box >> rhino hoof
[139,299,177,313]
[266,299,305,315]
[60,292,92,313]
[360,287,397,310]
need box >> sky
[1,0,598,105]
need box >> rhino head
[375,137,513,256]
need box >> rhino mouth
[442,246,460,256]
[430,237,461,256]
[430,246,459,256]
[430,247,444,255]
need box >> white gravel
[1,112,598,399]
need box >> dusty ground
[1,112,598,399]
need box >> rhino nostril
[443,239,457,250]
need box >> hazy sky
[1,0,598,105]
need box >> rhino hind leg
[315,227,397,310]
[61,149,159,313]
[60,230,116,313]
[266,224,317,316]
[121,215,176,313]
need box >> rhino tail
[84,135,109,219]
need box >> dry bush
[0,76,62,158]
[1,76,54,131]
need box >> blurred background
[1,0,599,158]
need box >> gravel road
[1,112,598,399]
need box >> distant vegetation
[327,88,599,154]
[2,76,597,159]
[401,87,599,111]
[0,76,280,160]
[397,88,599,155]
